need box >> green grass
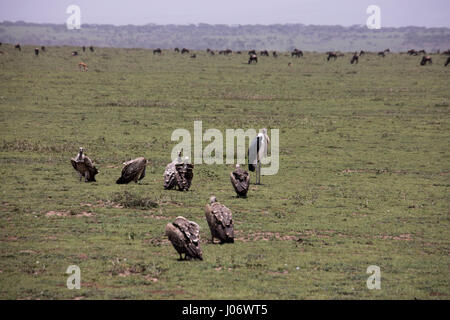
[0,44,448,299]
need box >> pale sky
[0,0,449,27]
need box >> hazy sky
[1,0,449,27]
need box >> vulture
[163,154,194,191]
[165,216,203,260]
[70,147,99,182]
[248,128,270,184]
[230,164,250,197]
[205,196,234,244]
[116,157,147,184]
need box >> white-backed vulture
[70,147,98,182]
[230,164,250,197]
[205,196,234,244]
[165,216,203,260]
[116,157,147,184]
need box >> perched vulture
[205,196,234,244]
[165,216,203,260]
[116,157,147,184]
[230,164,250,197]
[163,155,194,191]
[70,147,98,182]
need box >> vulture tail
[248,163,256,172]
[116,176,130,184]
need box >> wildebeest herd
[3,43,450,68]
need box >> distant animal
[78,62,88,71]
[205,196,234,244]
[417,50,426,54]
[407,49,418,56]
[70,147,99,182]
[248,50,256,55]
[248,54,258,64]
[181,48,189,54]
[350,52,359,64]
[174,47,180,52]
[272,51,278,58]
[72,51,78,56]
[260,50,269,56]
[190,54,196,58]
[445,56,450,66]
[384,49,390,53]
[288,62,292,67]
[153,48,162,55]
[220,49,232,55]
[165,216,203,260]
[209,50,215,55]
[236,51,242,54]
[442,50,450,55]
[82,46,86,52]
[359,50,366,56]
[89,46,94,52]
[248,128,270,184]
[116,157,147,184]
[15,44,21,51]
[327,52,337,61]
[291,49,303,57]
[378,51,385,57]
[420,56,432,66]
[230,164,250,197]
[41,46,46,52]
[34,48,39,56]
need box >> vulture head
[210,195,217,204]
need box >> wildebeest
[260,50,269,56]
[407,49,418,56]
[153,48,162,55]
[418,50,426,54]
[15,43,21,51]
[327,52,337,61]
[248,50,256,55]
[420,56,432,66]
[248,54,258,64]
[181,48,190,54]
[236,51,242,54]
[291,49,303,57]
[34,48,39,56]
[378,51,385,57]
[219,49,232,55]
[350,52,359,64]
[442,49,450,55]
[190,54,196,58]
[72,51,78,56]
[174,47,180,52]
[272,51,278,58]
[41,46,46,52]
[82,46,86,52]
[445,56,450,66]
[359,50,366,56]
[89,46,94,52]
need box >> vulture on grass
[116,157,147,184]
[205,196,234,244]
[163,154,194,191]
[165,216,203,260]
[70,147,98,182]
[230,164,250,197]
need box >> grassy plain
[0,44,448,299]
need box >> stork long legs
[256,160,261,184]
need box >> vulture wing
[173,217,203,260]
[175,163,194,191]
[230,168,250,197]
[163,162,177,190]
[165,223,187,257]
[83,156,98,182]
[205,203,234,243]
[70,158,78,171]
[116,157,147,184]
